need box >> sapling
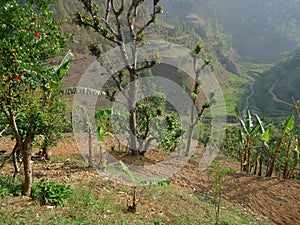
[208,160,234,225]
[119,160,170,213]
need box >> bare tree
[75,0,163,154]
[185,43,213,156]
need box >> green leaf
[255,114,265,134]
[139,179,171,186]
[55,50,73,80]
[61,87,106,96]
[269,143,277,154]
[97,124,105,142]
[238,116,249,136]
[119,160,135,183]
[261,127,271,142]
[246,110,253,132]
[238,130,245,148]
[95,109,112,120]
[283,113,294,133]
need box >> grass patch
[50,155,88,169]
[224,74,248,117]
[240,62,273,75]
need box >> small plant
[119,160,170,213]
[208,161,234,225]
[0,173,22,198]
[31,179,73,206]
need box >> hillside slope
[162,0,300,61]
[250,50,300,120]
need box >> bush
[0,173,23,197]
[31,179,73,206]
[160,113,184,151]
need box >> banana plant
[39,50,74,160]
[266,113,294,177]
[44,50,73,99]
[288,97,299,179]
[95,109,129,169]
[119,160,170,213]
[238,110,260,173]
[256,115,271,176]
[95,109,113,170]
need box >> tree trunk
[253,158,258,175]
[289,137,299,179]
[13,143,21,177]
[289,153,299,179]
[7,111,33,196]
[128,72,138,155]
[185,123,195,156]
[266,137,283,177]
[283,139,292,179]
[258,143,264,176]
[185,57,200,156]
[246,142,251,173]
[21,141,32,196]
[129,109,138,154]
[88,125,93,167]
[41,146,50,161]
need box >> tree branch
[143,136,156,152]
[136,1,162,37]
[136,60,156,73]
[105,0,111,21]
[75,13,120,45]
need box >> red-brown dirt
[1,135,299,225]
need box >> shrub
[31,179,73,206]
[0,173,22,197]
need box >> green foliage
[0,0,71,142]
[160,112,184,152]
[119,160,136,184]
[0,0,72,195]
[94,108,129,149]
[119,161,171,186]
[283,113,295,133]
[224,107,300,179]
[31,179,73,206]
[139,179,171,186]
[93,94,183,153]
[191,43,203,57]
[208,161,234,225]
[0,173,22,198]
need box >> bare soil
[1,135,299,225]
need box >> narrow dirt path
[268,78,293,107]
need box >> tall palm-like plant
[238,110,260,173]
[266,113,294,177]
[256,115,270,176]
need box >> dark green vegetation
[223,106,300,179]
[31,179,73,206]
[0,0,72,195]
